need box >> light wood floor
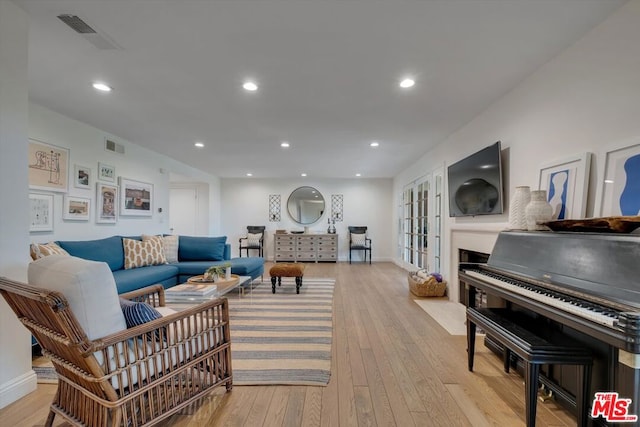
[0,262,578,426]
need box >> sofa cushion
[28,255,127,340]
[123,237,167,269]
[30,242,69,260]
[57,236,124,271]
[178,236,227,261]
[112,264,179,294]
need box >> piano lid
[488,231,640,309]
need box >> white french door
[400,167,443,272]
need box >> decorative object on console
[508,186,530,230]
[62,195,90,221]
[28,139,69,193]
[96,182,117,223]
[327,218,336,234]
[594,138,640,216]
[525,190,553,231]
[331,194,343,222]
[537,152,591,220]
[119,177,153,216]
[540,216,640,234]
[29,193,54,232]
[269,194,281,222]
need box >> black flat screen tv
[447,141,504,217]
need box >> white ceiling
[13,0,626,178]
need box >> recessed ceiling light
[92,82,112,92]
[370,141,379,147]
[399,78,415,89]
[246,173,253,177]
[280,141,290,148]
[356,173,361,177]
[194,142,204,148]
[301,173,307,177]
[243,81,258,91]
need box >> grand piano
[459,230,640,423]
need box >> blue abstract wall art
[619,153,640,215]
[547,169,569,219]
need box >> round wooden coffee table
[187,274,240,287]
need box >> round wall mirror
[287,186,325,225]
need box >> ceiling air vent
[57,14,121,50]
[57,14,97,34]
[105,139,125,155]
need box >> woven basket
[408,274,447,297]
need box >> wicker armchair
[0,276,232,427]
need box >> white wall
[221,178,392,261]
[0,0,36,408]
[28,103,223,242]
[393,0,640,302]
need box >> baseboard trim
[0,370,37,409]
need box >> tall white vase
[525,190,553,231]
[508,186,531,230]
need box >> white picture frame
[73,164,91,189]
[29,193,54,232]
[119,177,153,216]
[28,139,69,193]
[62,195,91,221]
[594,137,640,217]
[537,152,591,220]
[96,182,118,224]
[98,162,116,182]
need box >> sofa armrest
[224,243,231,260]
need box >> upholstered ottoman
[269,263,305,294]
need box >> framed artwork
[73,164,91,189]
[98,162,116,182]
[595,138,640,216]
[537,152,591,220]
[29,193,54,232]
[28,139,69,193]
[119,177,153,216]
[62,195,91,221]
[96,182,118,223]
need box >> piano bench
[466,307,592,427]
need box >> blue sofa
[56,235,264,294]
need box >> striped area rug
[228,277,335,386]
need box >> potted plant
[204,262,232,282]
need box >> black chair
[348,226,372,264]
[239,226,266,257]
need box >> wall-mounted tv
[447,141,504,217]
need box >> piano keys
[459,230,640,423]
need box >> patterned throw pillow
[123,237,167,269]
[120,298,162,328]
[351,233,367,247]
[246,232,262,247]
[142,234,178,263]
[29,242,70,260]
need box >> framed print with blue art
[595,138,640,216]
[537,152,591,220]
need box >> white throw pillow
[246,232,262,247]
[351,233,367,246]
[28,255,127,340]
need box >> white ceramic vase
[508,186,531,230]
[525,190,553,231]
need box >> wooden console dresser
[273,233,338,262]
